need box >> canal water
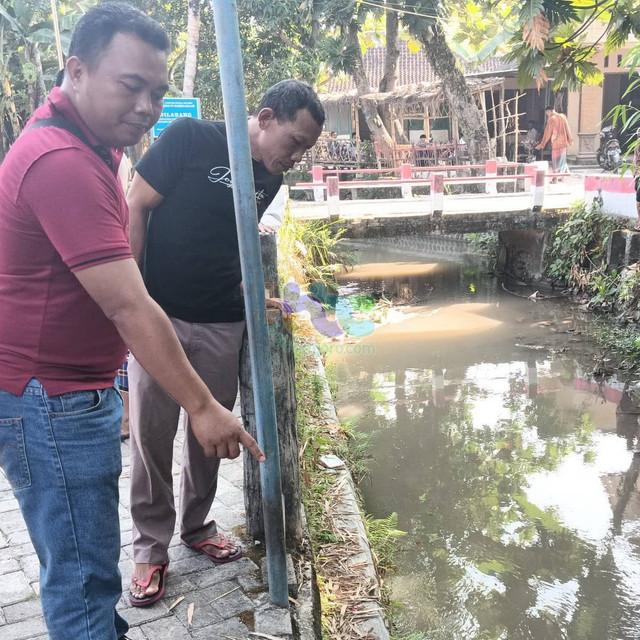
[328,243,640,640]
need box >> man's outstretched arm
[74,257,265,462]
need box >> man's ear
[64,56,85,91]
[256,107,277,131]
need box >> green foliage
[293,339,383,608]
[544,201,617,297]
[365,512,407,576]
[543,202,640,366]
[452,0,637,92]
[607,44,640,161]
[127,0,323,119]
[518,0,545,26]
[467,232,499,264]
[311,373,324,411]
[278,208,351,292]
[590,320,640,367]
[0,0,89,154]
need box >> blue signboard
[151,97,201,139]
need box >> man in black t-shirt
[126,80,324,605]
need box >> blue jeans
[0,379,128,640]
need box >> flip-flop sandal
[185,533,243,564]
[129,562,168,607]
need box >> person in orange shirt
[536,104,573,182]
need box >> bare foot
[130,563,161,600]
[199,533,238,560]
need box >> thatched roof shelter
[315,42,523,164]
[319,76,506,111]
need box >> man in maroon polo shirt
[0,4,263,639]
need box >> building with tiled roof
[321,40,517,94]
[320,34,640,164]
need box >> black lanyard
[26,117,113,168]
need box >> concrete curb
[305,343,391,640]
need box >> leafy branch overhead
[450,0,639,89]
[522,11,550,51]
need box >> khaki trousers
[128,317,245,564]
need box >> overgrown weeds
[544,201,619,306]
[280,211,406,637]
[543,202,640,312]
[540,201,640,367]
[589,320,640,369]
[294,339,407,638]
[278,207,351,294]
[467,232,499,267]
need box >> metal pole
[210,0,289,608]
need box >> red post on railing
[312,165,324,202]
[485,159,498,194]
[400,163,412,200]
[531,168,545,211]
[524,164,536,192]
[327,176,340,221]
[431,173,444,217]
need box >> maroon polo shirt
[0,88,132,396]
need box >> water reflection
[329,247,640,640]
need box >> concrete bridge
[291,179,583,224]
[288,167,639,282]
[289,162,588,235]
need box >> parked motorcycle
[597,126,623,171]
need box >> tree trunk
[25,70,37,114]
[183,0,201,97]
[3,75,21,141]
[378,12,403,141]
[170,50,186,87]
[347,24,394,147]
[393,117,408,143]
[419,25,492,163]
[239,233,302,549]
[379,12,399,94]
[31,45,46,108]
[24,43,46,112]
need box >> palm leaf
[518,0,545,26]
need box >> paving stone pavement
[0,417,292,640]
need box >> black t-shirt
[135,118,282,323]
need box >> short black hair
[68,2,169,68]
[545,104,555,111]
[419,134,427,139]
[256,80,325,127]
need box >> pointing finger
[240,430,265,462]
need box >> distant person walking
[536,105,573,182]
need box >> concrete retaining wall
[608,229,640,270]
[343,233,484,257]
[305,344,390,640]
